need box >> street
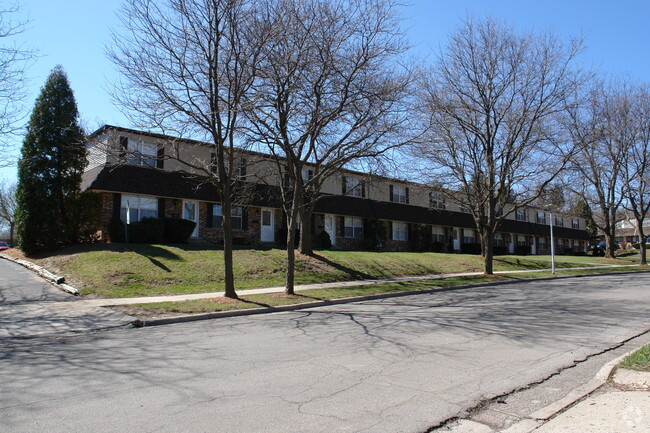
[1,273,650,432]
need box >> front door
[453,228,460,251]
[183,200,199,238]
[261,208,274,242]
[324,214,336,246]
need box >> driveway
[1,273,649,432]
[0,258,135,338]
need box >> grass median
[112,265,648,320]
[5,243,641,298]
[620,345,650,372]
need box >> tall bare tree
[0,3,34,167]
[0,180,16,245]
[109,0,269,298]
[621,84,650,265]
[567,79,632,259]
[416,16,584,274]
[245,0,416,294]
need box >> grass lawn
[620,345,650,372]
[6,243,643,298]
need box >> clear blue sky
[1,0,649,183]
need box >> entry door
[183,200,199,238]
[261,208,274,242]
[453,228,460,251]
[324,214,336,246]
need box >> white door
[183,200,199,238]
[324,214,336,246]
[453,228,460,251]
[261,208,274,242]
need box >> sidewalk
[531,365,649,433]
[81,263,639,307]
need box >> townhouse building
[82,125,590,254]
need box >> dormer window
[390,185,408,203]
[429,191,446,210]
[342,176,364,197]
[128,140,158,167]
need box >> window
[344,217,363,238]
[391,185,407,203]
[461,207,471,214]
[515,208,527,221]
[344,177,363,197]
[302,168,314,183]
[536,211,546,224]
[571,218,580,229]
[517,235,527,247]
[429,191,446,210]
[392,222,408,241]
[212,204,243,229]
[432,226,445,243]
[538,237,547,249]
[554,216,564,227]
[463,229,475,244]
[121,195,158,223]
[494,233,504,247]
[128,140,158,167]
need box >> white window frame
[554,216,564,227]
[392,185,407,203]
[494,232,504,247]
[572,218,580,229]
[345,177,363,197]
[302,168,314,183]
[430,191,446,210]
[212,204,243,230]
[517,235,527,247]
[463,229,475,244]
[431,226,445,243]
[128,140,158,167]
[392,221,408,241]
[344,217,363,238]
[121,195,158,223]
[516,208,527,222]
[536,211,546,224]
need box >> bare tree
[622,84,650,265]
[0,3,33,167]
[244,0,416,294]
[109,0,269,298]
[416,16,584,274]
[0,180,16,245]
[567,79,632,259]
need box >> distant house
[82,125,590,254]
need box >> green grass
[29,243,643,298]
[133,276,503,314]
[620,345,650,371]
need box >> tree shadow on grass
[310,252,374,280]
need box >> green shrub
[461,243,481,254]
[162,218,196,243]
[128,217,165,243]
[365,219,387,250]
[431,241,445,253]
[412,224,433,252]
[515,245,531,255]
[108,217,125,242]
[492,246,508,255]
[316,230,332,249]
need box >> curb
[133,269,650,327]
[498,345,645,433]
[0,253,80,295]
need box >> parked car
[590,241,620,256]
[0,241,10,251]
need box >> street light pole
[550,209,555,276]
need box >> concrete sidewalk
[82,263,639,307]
[533,367,649,433]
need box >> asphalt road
[0,258,134,338]
[2,273,649,432]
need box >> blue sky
[1,0,649,182]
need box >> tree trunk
[285,188,302,295]
[9,222,14,246]
[221,201,237,299]
[298,208,313,255]
[480,231,494,275]
[604,230,616,259]
[635,217,647,265]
